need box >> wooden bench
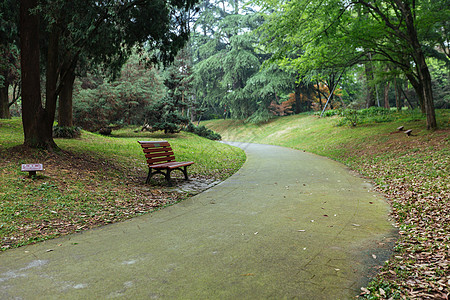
[138,141,194,184]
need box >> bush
[337,107,394,126]
[145,97,189,134]
[53,126,82,138]
[184,123,222,140]
[322,109,341,117]
[337,109,359,126]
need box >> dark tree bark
[58,63,76,127]
[315,80,323,111]
[394,77,401,111]
[20,0,57,149]
[294,80,302,114]
[383,82,390,109]
[0,82,10,119]
[365,55,376,108]
[402,1,436,129]
[405,72,425,113]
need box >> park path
[0,142,396,299]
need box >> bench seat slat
[150,161,194,169]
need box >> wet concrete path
[0,142,396,299]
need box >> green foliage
[321,109,340,117]
[145,49,194,134]
[336,107,395,126]
[190,0,293,121]
[53,126,82,139]
[184,122,222,140]
[245,106,273,124]
[358,107,393,120]
[73,53,165,131]
[359,277,402,299]
[255,0,449,128]
[146,96,189,134]
[429,58,450,109]
[338,109,359,127]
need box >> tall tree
[20,0,48,147]
[257,0,448,129]
[0,0,20,119]
[18,0,198,149]
[191,0,293,122]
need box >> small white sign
[21,164,43,171]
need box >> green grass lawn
[202,109,449,299]
[0,119,245,250]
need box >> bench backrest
[138,141,176,166]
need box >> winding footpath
[0,142,396,299]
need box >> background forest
[0,0,449,136]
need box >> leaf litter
[350,129,450,299]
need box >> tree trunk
[316,81,323,111]
[0,82,10,119]
[421,66,436,129]
[58,64,76,127]
[394,77,401,111]
[20,0,58,149]
[405,73,424,113]
[384,82,390,109]
[364,57,376,108]
[402,1,436,129]
[294,80,301,114]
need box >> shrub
[184,123,222,140]
[339,109,359,126]
[53,126,82,138]
[322,109,341,117]
[337,107,394,126]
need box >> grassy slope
[0,118,245,250]
[202,110,449,299]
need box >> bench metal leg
[145,167,190,185]
[145,169,155,184]
[165,169,172,185]
[146,168,172,185]
[182,166,189,180]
